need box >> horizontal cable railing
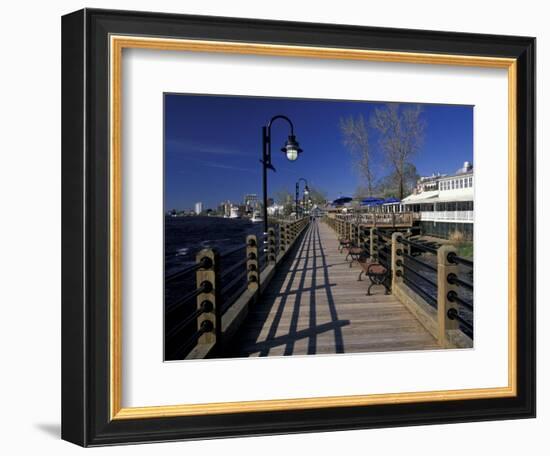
[447,251,473,268]
[166,301,213,340]
[447,308,473,333]
[165,256,212,285]
[165,217,311,360]
[166,281,211,314]
[324,214,474,346]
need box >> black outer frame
[61,8,536,447]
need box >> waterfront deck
[227,221,439,357]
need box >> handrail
[172,320,214,359]
[398,236,439,255]
[166,216,311,360]
[165,256,212,284]
[397,260,438,289]
[447,272,473,291]
[166,281,211,314]
[221,271,247,295]
[324,215,474,347]
[166,301,212,339]
[447,308,473,332]
[396,270,438,307]
[403,252,437,272]
[222,244,247,257]
[447,251,473,268]
[166,242,249,284]
[373,228,392,241]
[447,290,473,311]
[220,258,248,280]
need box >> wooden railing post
[391,232,404,288]
[437,245,460,347]
[370,227,377,260]
[279,223,287,254]
[267,228,277,264]
[246,235,260,291]
[196,248,221,348]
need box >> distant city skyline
[164,94,473,211]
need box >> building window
[469,177,473,187]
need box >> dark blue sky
[164,94,473,211]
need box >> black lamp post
[261,115,303,233]
[295,178,309,218]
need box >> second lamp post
[296,178,309,218]
[261,115,303,233]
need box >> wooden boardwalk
[227,221,439,357]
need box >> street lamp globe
[281,135,302,161]
[304,185,310,196]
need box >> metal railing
[327,212,416,227]
[165,217,310,360]
[395,235,473,342]
[324,216,473,348]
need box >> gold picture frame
[62,8,535,446]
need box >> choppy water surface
[164,216,265,359]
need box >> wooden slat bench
[357,259,390,295]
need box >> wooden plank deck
[226,221,439,357]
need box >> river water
[165,216,265,277]
[164,216,265,359]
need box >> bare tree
[370,104,425,199]
[339,114,374,196]
[274,189,295,216]
[353,185,371,200]
[375,163,420,198]
[307,186,328,206]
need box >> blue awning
[360,197,384,206]
[383,197,400,204]
[332,196,353,205]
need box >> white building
[267,204,285,217]
[194,202,203,215]
[243,194,258,213]
[401,161,474,239]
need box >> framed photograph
[62,8,535,446]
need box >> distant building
[401,161,474,240]
[195,202,203,215]
[243,194,258,213]
[267,204,284,216]
[219,200,232,218]
[415,172,446,193]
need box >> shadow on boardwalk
[225,221,439,358]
